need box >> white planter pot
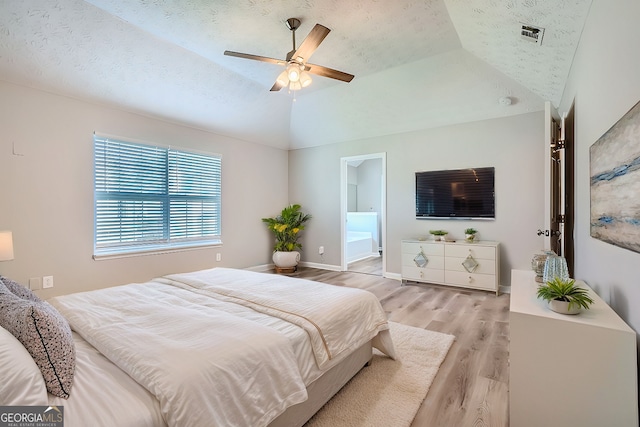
[272,251,300,268]
[548,299,581,315]
[465,234,475,242]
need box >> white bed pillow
[0,325,48,405]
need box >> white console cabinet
[401,240,500,295]
[510,269,638,427]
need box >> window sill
[93,240,222,261]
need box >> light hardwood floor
[348,255,383,275]
[283,267,511,427]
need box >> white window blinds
[94,135,221,257]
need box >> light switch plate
[29,277,42,290]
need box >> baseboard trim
[246,264,273,272]
[384,272,402,281]
[249,262,404,283]
[299,261,342,271]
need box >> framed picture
[590,99,640,253]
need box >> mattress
[45,268,395,427]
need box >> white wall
[289,111,546,284]
[559,0,640,344]
[356,159,383,249]
[0,81,289,298]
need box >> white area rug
[305,322,455,427]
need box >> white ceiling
[0,0,592,150]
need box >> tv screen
[415,167,495,219]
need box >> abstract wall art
[590,99,640,253]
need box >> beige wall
[289,111,546,284]
[2,0,637,349]
[0,81,289,298]
[559,0,640,344]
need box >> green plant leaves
[536,277,594,311]
[262,204,312,252]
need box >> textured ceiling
[0,0,593,149]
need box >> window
[93,135,221,258]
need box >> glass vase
[542,255,569,283]
[531,250,555,282]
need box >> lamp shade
[299,71,312,88]
[0,231,14,261]
[286,64,301,82]
[276,70,289,87]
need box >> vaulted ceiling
[0,0,592,149]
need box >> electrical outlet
[216,253,221,262]
[43,276,54,289]
[319,246,324,255]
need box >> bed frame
[268,341,373,427]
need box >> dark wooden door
[563,104,575,276]
[547,105,562,255]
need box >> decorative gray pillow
[0,289,75,399]
[0,276,42,302]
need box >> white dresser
[510,269,638,427]
[401,240,500,295]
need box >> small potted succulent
[429,230,448,241]
[536,277,594,315]
[464,228,477,242]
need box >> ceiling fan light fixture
[287,63,301,82]
[299,71,312,88]
[289,81,302,91]
[276,70,289,87]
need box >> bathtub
[347,230,376,263]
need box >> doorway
[544,101,575,276]
[340,153,386,276]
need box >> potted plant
[464,228,477,242]
[536,277,594,315]
[262,204,312,269]
[429,230,448,241]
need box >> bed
[0,268,395,427]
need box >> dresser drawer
[445,271,496,291]
[445,244,496,260]
[402,266,445,283]
[401,242,444,256]
[445,257,496,275]
[401,240,500,295]
[402,253,445,270]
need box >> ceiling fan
[224,18,354,91]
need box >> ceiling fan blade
[306,63,354,83]
[270,80,286,92]
[290,24,330,63]
[224,50,286,66]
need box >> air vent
[521,24,545,45]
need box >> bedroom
[0,0,639,425]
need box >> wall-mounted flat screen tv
[416,167,495,219]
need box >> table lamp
[0,231,14,262]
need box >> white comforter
[160,268,395,368]
[50,268,395,427]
